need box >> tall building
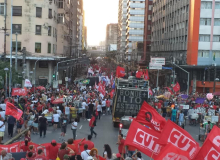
[117,0,127,61]
[106,23,118,51]
[84,26,87,49]
[143,0,153,65]
[126,0,145,62]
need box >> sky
[84,0,118,46]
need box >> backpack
[19,117,24,125]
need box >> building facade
[126,0,145,62]
[106,23,118,51]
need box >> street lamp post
[29,71,33,84]
[9,0,13,97]
[4,68,9,98]
[15,32,18,71]
[34,59,42,94]
[213,64,217,93]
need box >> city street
[2,115,202,160]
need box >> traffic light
[202,81,205,85]
[53,74,55,78]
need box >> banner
[109,89,114,99]
[98,82,105,95]
[158,120,199,159]
[124,120,162,159]
[116,66,125,78]
[135,101,166,132]
[24,79,32,88]
[82,79,90,84]
[11,88,27,96]
[5,102,23,120]
[173,82,180,92]
[144,69,149,80]
[155,143,190,160]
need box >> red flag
[116,66,125,78]
[158,120,199,159]
[144,70,149,80]
[109,89,114,99]
[5,102,23,120]
[136,71,143,78]
[193,139,220,160]
[149,88,153,96]
[135,101,166,132]
[124,120,162,159]
[164,87,173,95]
[155,143,190,160]
[98,82,105,95]
[173,82,180,92]
[11,88,27,96]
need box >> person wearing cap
[113,153,121,160]
[46,140,59,160]
[39,114,48,138]
[63,154,70,160]
[33,149,46,160]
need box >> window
[12,41,21,51]
[198,51,209,58]
[148,15,152,20]
[53,44,57,54]
[12,24,22,34]
[213,35,220,42]
[39,61,48,68]
[58,0,63,8]
[35,43,41,53]
[148,25,151,30]
[214,18,220,26]
[12,6,22,16]
[201,2,212,9]
[48,43,51,53]
[147,35,151,40]
[48,26,51,36]
[48,9,52,19]
[200,18,211,25]
[36,7,42,18]
[35,25,41,35]
[214,52,220,58]
[149,5,152,10]
[216,2,220,9]
[58,13,64,23]
[0,3,4,15]
[199,35,210,42]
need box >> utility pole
[15,32,18,71]
[3,0,7,60]
[213,64,217,93]
[203,68,206,93]
[9,0,13,97]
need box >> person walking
[0,117,5,144]
[59,115,68,142]
[89,113,97,138]
[101,99,106,115]
[82,100,87,119]
[171,107,177,123]
[97,102,102,120]
[39,114,48,138]
[7,115,16,138]
[88,101,94,119]
[116,134,125,158]
[178,110,184,128]
[53,111,60,131]
[79,135,94,150]
[71,118,78,140]
[103,144,112,160]
[81,144,91,160]
[33,110,39,135]
[46,140,59,160]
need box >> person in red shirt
[89,113,97,138]
[106,99,111,115]
[117,134,125,158]
[34,149,47,160]
[20,140,29,152]
[48,106,54,113]
[80,135,94,150]
[46,140,59,160]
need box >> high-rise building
[143,0,153,65]
[106,23,118,51]
[125,0,145,62]
[117,0,127,61]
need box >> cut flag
[109,89,115,98]
[164,87,173,95]
[6,102,23,120]
[135,101,166,132]
[116,66,125,78]
[149,88,153,96]
[98,82,105,96]
[154,143,190,160]
[158,120,199,159]
[124,120,162,159]
[144,69,149,80]
[173,82,180,92]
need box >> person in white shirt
[82,100,87,119]
[56,107,62,116]
[53,111,60,130]
[102,99,106,115]
[97,102,102,120]
[0,108,5,120]
[81,144,91,160]
[71,118,78,140]
[0,118,5,144]
[65,105,70,120]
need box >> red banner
[155,143,190,160]
[98,82,105,95]
[149,89,153,96]
[135,101,166,132]
[158,120,199,159]
[11,88,27,96]
[116,66,125,78]
[124,120,162,159]
[164,87,173,95]
[205,125,220,147]
[109,89,114,99]
[144,70,149,80]
[173,82,180,92]
[5,102,23,120]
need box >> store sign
[151,58,165,65]
[114,89,148,118]
[149,63,162,70]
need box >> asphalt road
[2,115,202,160]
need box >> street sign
[53,80,58,88]
[65,77,68,82]
[149,63,162,70]
[151,57,165,65]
